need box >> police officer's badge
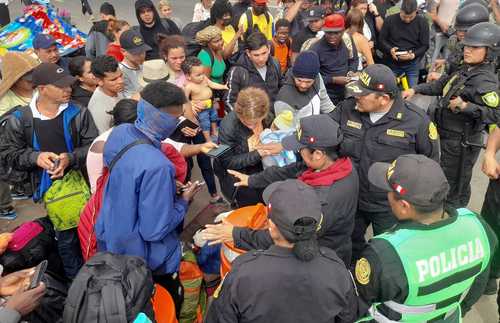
[355,258,371,285]
[428,122,438,140]
[481,92,499,108]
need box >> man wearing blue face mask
[95,81,201,315]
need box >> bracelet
[374,14,380,17]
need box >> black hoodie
[134,0,180,60]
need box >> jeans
[198,108,217,132]
[55,228,83,279]
[186,132,218,196]
[351,208,398,266]
[0,181,12,210]
[390,60,420,88]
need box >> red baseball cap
[253,0,267,5]
[322,14,345,32]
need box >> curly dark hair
[210,0,233,23]
[181,56,203,75]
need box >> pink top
[86,129,112,193]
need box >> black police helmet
[459,0,489,10]
[454,3,490,31]
[462,22,500,48]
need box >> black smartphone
[29,260,48,290]
[177,118,200,130]
[53,159,60,169]
[206,144,231,158]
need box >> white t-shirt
[369,111,388,123]
[257,66,267,80]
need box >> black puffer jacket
[224,54,282,110]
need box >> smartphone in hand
[29,260,48,290]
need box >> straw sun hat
[0,52,40,98]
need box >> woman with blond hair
[346,8,374,71]
[214,87,279,207]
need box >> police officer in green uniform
[481,124,500,306]
[403,22,500,209]
[331,64,439,264]
[427,3,490,81]
[355,154,497,322]
[205,179,359,323]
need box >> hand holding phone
[29,260,47,290]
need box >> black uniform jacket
[413,63,500,135]
[329,96,440,212]
[232,159,359,266]
[206,245,361,323]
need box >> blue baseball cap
[33,34,57,50]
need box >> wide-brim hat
[0,52,40,98]
[138,59,170,88]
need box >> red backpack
[78,139,150,261]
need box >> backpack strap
[101,284,128,323]
[63,271,92,323]
[245,9,253,34]
[108,139,150,173]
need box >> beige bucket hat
[0,52,40,98]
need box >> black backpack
[63,252,156,323]
[0,217,65,277]
[0,105,32,185]
[244,8,270,39]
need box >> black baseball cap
[32,63,76,88]
[346,64,399,97]
[120,29,151,55]
[262,179,323,242]
[282,115,342,151]
[303,6,325,21]
[368,154,450,208]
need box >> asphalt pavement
[1,1,498,322]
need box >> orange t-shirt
[272,38,291,74]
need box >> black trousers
[351,208,398,267]
[153,272,184,318]
[0,3,9,27]
[480,178,500,317]
[440,136,482,209]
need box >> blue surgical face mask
[135,99,179,147]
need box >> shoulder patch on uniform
[355,258,371,285]
[481,92,499,108]
[429,122,438,140]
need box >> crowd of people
[0,0,499,322]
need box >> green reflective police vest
[373,208,491,322]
